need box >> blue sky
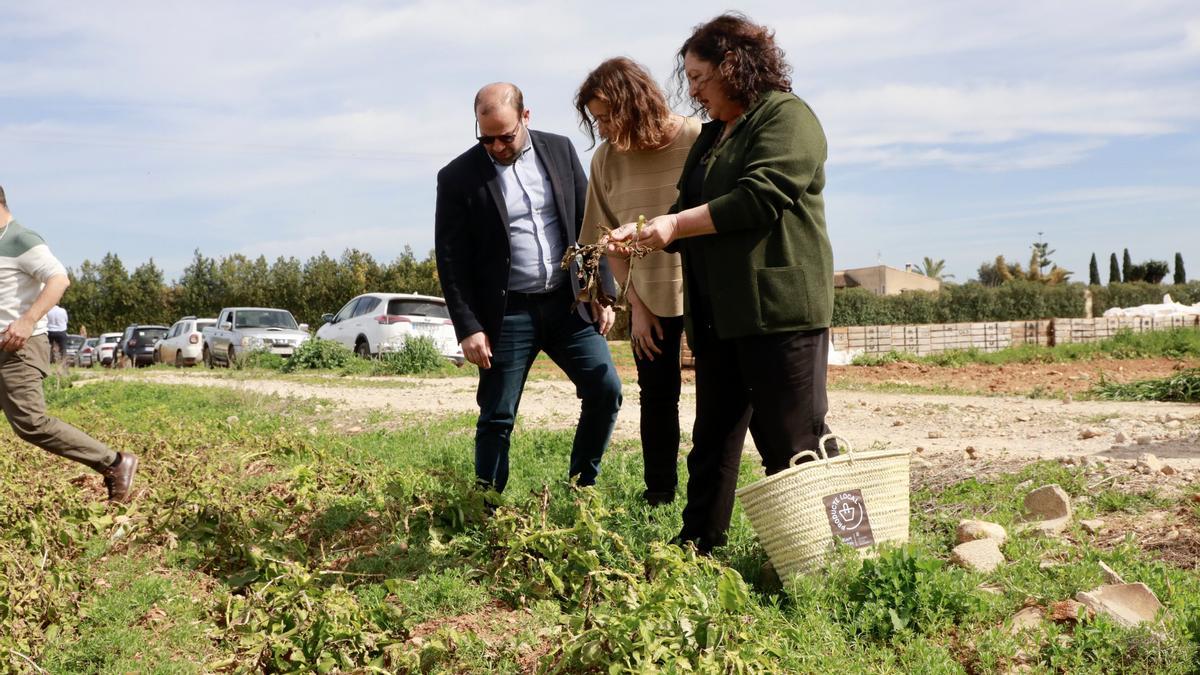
[2,0,1198,283]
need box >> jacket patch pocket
[755,265,811,328]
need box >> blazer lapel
[475,146,511,237]
[529,131,575,246]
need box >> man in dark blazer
[435,82,622,495]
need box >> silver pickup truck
[202,307,310,367]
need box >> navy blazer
[434,129,616,345]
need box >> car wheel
[174,351,183,368]
[152,349,160,365]
[355,339,371,358]
[227,347,236,368]
[204,347,214,369]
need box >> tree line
[61,248,441,336]
[61,243,1195,336]
[1085,249,1184,286]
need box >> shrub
[831,281,1200,327]
[372,336,445,375]
[239,348,285,370]
[281,338,355,372]
[836,545,978,641]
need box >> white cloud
[2,0,1198,277]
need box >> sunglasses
[476,119,522,146]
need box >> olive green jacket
[673,89,834,341]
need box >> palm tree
[919,257,955,281]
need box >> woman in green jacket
[608,12,837,553]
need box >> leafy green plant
[281,338,356,372]
[836,546,978,640]
[371,336,446,375]
[236,348,285,370]
[1091,369,1200,403]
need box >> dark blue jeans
[475,290,622,492]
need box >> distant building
[834,264,942,296]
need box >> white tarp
[1101,294,1200,318]
[828,339,860,366]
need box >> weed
[1091,369,1200,402]
[370,336,446,375]
[835,545,979,641]
[281,338,356,372]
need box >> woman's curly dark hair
[672,12,792,113]
[575,57,674,152]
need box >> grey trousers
[0,334,117,472]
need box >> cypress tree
[1176,252,1187,285]
[1088,253,1100,285]
[1108,253,1120,285]
[1122,248,1132,283]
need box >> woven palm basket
[735,435,911,579]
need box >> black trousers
[679,325,835,551]
[635,315,770,504]
[632,315,685,501]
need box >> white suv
[155,317,217,367]
[96,332,123,367]
[316,293,464,364]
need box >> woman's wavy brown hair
[575,57,674,152]
[673,12,792,114]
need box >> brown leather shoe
[103,452,139,502]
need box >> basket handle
[788,434,855,467]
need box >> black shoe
[669,533,714,557]
[642,489,675,507]
[102,452,139,503]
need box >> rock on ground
[956,519,1008,545]
[951,538,1005,573]
[1075,583,1163,628]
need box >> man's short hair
[0,185,6,209]
[474,83,524,117]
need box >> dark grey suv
[117,324,169,367]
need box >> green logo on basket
[823,489,876,549]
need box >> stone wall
[677,315,1199,366]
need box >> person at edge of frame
[0,184,139,502]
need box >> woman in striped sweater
[575,57,700,506]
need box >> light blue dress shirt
[492,138,567,293]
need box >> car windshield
[66,336,85,349]
[387,300,449,318]
[195,320,216,331]
[136,329,167,340]
[233,310,298,330]
[101,335,120,344]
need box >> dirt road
[92,369,1200,471]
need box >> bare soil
[828,357,1200,397]
[93,358,1200,471]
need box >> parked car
[202,307,310,367]
[58,334,86,366]
[316,293,464,364]
[117,324,170,367]
[155,317,217,367]
[96,332,123,367]
[77,337,100,367]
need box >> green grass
[852,327,1200,367]
[1090,369,1200,403]
[1,381,1198,672]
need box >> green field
[1,380,1198,673]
